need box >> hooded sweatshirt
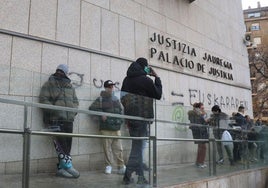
[121,61,162,118]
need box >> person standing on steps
[188,102,209,169]
[89,80,126,175]
[39,64,80,178]
[121,57,162,185]
[209,105,234,165]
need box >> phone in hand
[144,66,151,74]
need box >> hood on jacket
[48,74,72,88]
[126,61,147,78]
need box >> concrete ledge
[164,167,268,188]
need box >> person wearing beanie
[121,57,162,185]
[209,105,233,165]
[56,64,69,76]
[39,64,80,178]
[89,80,126,175]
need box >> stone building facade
[0,0,251,174]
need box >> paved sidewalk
[0,162,263,188]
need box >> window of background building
[251,23,260,31]
[254,37,262,45]
[248,12,261,18]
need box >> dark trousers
[233,142,242,162]
[125,121,148,178]
[52,121,73,156]
[213,129,223,160]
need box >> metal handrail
[0,97,153,122]
[0,97,265,188]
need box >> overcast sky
[241,0,268,10]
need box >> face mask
[144,66,151,74]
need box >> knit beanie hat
[56,64,69,75]
[136,57,148,67]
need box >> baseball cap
[104,80,115,88]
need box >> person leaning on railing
[39,64,79,178]
[88,80,126,175]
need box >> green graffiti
[172,106,185,122]
[172,106,187,132]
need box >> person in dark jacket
[234,106,247,129]
[89,80,126,175]
[39,64,79,178]
[121,57,162,185]
[233,105,247,163]
[188,102,208,168]
[209,105,234,165]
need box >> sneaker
[250,158,258,162]
[137,176,149,185]
[118,165,126,174]
[105,165,112,174]
[65,167,80,178]
[216,158,224,164]
[196,163,207,169]
[56,169,73,178]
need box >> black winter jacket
[121,61,162,118]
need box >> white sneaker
[105,165,112,174]
[196,163,207,169]
[118,165,126,174]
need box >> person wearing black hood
[89,80,126,175]
[121,57,162,185]
[39,64,79,178]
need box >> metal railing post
[211,138,216,176]
[151,136,157,187]
[22,106,31,188]
[245,139,249,169]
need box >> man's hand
[149,67,158,77]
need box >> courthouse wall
[0,0,251,173]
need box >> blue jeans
[125,121,148,177]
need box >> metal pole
[245,139,249,169]
[153,100,157,187]
[211,138,216,175]
[148,123,151,185]
[152,136,157,187]
[22,106,30,188]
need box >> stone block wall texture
[0,0,253,175]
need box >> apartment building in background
[243,2,268,123]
